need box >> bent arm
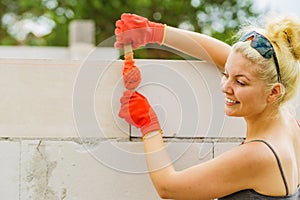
[143,132,269,199]
[164,26,231,71]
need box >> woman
[116,13,300,199]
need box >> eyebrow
[235,74,251,81]
[224,69,252,81]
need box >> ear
[267,83,283,103]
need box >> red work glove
[119,90,161,137]
[123,53,141,90]
[115,13,166,49]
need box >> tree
[0,0,263,58]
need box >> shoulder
[214,140,275,168]
[210,141,277,189]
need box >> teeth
[226,97,239,104]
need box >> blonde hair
[232,15,300,106]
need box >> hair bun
[265,15,300,61]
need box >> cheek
[237,88,268,108]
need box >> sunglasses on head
[239,31,281,83]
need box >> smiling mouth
[225,97,240,104]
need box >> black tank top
[219,140,300,200]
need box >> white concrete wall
[0,47,299,200]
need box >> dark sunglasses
[239,31,281,83]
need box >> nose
[221,77,233,95]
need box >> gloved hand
[123,53,141,90]
[119,90,161,137]
[115,13,166,49]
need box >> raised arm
[164,26,231,70]
[115,13,231,70]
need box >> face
[221,51,270,119]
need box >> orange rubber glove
[123,53,141,90]
[115,13,166,49]
[119,90,161,137]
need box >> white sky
[253,0,300,16]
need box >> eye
[237,80,245,86]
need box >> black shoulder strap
[245,139,289,196]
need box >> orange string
[122,52,141,90]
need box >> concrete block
[0,46,70,60]
[0,141,20,200]
[0,46,119,61]
[20,140,161,200]
[69,20,95,60]
[69,20,95,46]
[131,60,227,138]
[0,59,128,139]
[0,60,79,138]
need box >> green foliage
[0,0,263,57]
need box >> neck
[244,106,283,140]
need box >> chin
[225,112,235,117]
[224,109,242,117]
